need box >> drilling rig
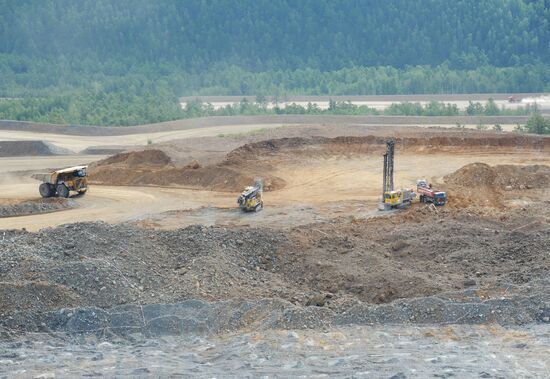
[379,139,415,211]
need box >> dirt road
[0,184,234,230]
[0,123,289,153]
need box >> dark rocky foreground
[0,207,548,377]
[1,282,549,339]
[1,205,549,338]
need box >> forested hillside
[1,0,549,125]
[3,0,550,70]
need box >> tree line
[0,0,549,129]
[0,96,537,126]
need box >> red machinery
[416,180,447,206]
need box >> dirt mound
[445,163,496,187]
[445,163,550,189]
[89,133,548,192]
[228,132,550,159]
[0,141,57,157]
[225,136,382,163]
[90,148,285,192]
[225,133,549,163]
[0,205,547,319]
[399,133,549,150]
[0,281,77,312]
[156,166,284,191]
[0,198,75,218]
[90,164,277,191]
[440,163,550,211]
[94,149,173,168]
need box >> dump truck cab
[37,165,88,198]
[433,192,447,205]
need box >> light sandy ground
[0,155,105,176]
[0,180,234,230]
[164,149,549,227]
[0,123,289,153]
[271,151,549,203]
[0,117,548,231]
[1,148,548,231]
[0,122,522,155]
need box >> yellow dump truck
[36,165,88,198]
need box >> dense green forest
[3,0,549,70]
[1,0,549,127]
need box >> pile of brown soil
[445,163,550,189]
[89,148,284,191]
[441,163,550,211]
[89,133,549,192]
[227,134,549,161]
[95,149,173,168]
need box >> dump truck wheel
[39,183,53,198]
[56,184,70,198]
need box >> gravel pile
[0,198,75,218]
[0,140,73,156]
[0,222,291,314]
[0,204,548,337]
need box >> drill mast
[382,139,395,195]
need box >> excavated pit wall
[88,133,550,192]
[2,284,548,339]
